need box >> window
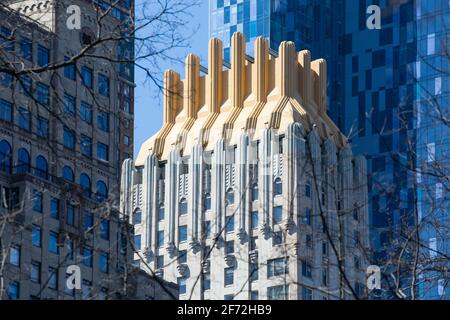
[17,148,30,173]
[19,75,32,97]
[427,143,435,162]
[203,273,211,291]
[251,290,258,300]
[250,262,258,282]
[178,277,187,295]
[64,56,76,80]
[32,190,43,212]
[96,180,108,202]
[133,209,142,224]
[32,224,42,247]
[0,72,13,88]
[81,66,93,88]
[301,261,312,278]
[251,184,258,201]
[305,207,311,225]
[273,206,282,224]
[268,285,288,300]
[97,142,109,161]
[60,166,74,184]
[272,231,283,246]
[124,135,130,146]
[105,248,116,272]
[203,193,211,211]
[0,140,12,173]
[80,135,92,157]
[0,99,12,122]
[66,203,75,226]
[49,231,59,254]
[353,206,359,221]
[0,27,14,51]
[36,83,49,106]
[36,117,49,138]
[226,215,234,233]
[48,267,58,289]
[97,110,109,131]
[80,173,91,197]
[302,287,312,300]
[63,127,75,149]
[354,256,361,269]
[322,269,328,286]
[100,219,110,240]
[50,198,59,219]
[8,282,19,300]
[98,74,109,96]
[158,204,165,221]
[250,237,257,251]
[268,258,288,278]
[67,239,74,260]
[20,37,32,61]
[179,198,188,216]
[306,234,312,248]
[134,235,141,250]
[322,242,328,255]
[156,255,164,269]
[31,261,41,283]
[83,247,93,267]
[224,267,234,286]
[37,45,49,67]
[251,211,258,230]
[84,211,93,232]
[178,249,187,264]
[9,245,20,267]
[18,107,31,131]
[305,181,311,197]
[82,280,92,299]
[80,102,92,124]
[63,94,76,115]
[225,240,234,255]
[35,156,48,180]
[178,225,188,243]
[204,220,211,238]
[157,230,164,247]
[274,178,282,196]
[226,188,234,206]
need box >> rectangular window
[305,207,311,225]
[84,211,94,232]
[268,285,288,300]
[0,72,13,88]
[250,237,257,251]
[83,247,93,267]
[81,66,93,88]
[32,224,42,247]
[64,94,76,115]
[64,56,76,80]
[50,198,59,219]
[178,277,187,295]
[97,142,109,161]
[31,261,41,283]
[36,83,50,106]
[36,116,49,138]
[273,206,282,224]
[20,37,32,61]
[272,231,283,246]
[49,231,59,254]
[203,273,211,291]
[301,261,312,278]
[226,215,234,233]
[134,234,141,250]
[48,267,58,289]
[251,211,258,230]
[225,240,234,255]
[97,110,109,131]
[100,219,110,240]
[32,190,43,212]
[0,27,14,51]
[19,75,32,97]
[302,287,313,300]
[9,245,20,267]
[80,102,92,124]
[250,262,258,282]
[157,230,164,247]
[427,143,435,162]
[178,225,188,242]
[251,290,258,300]
[37,45,49,67]
[66,203,76,226]
[178,249,187,264]
[0,99,12,122]
[204,220,211,238]
[99,252,109,273]
[18,107,31,131]
[268,258,288,278]
[224,267,234,286]
[8,281,19,300]
[80,135,92,157]
[98,74,109,96]
[67,239,74,260]
[63,127,75,149]
[156,255,164,269]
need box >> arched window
[0,140,12,173]
[17,148,30,174]
[96,180,108,202]
[274,177,282,196]
[63,165,74,182]
[203,193,211,211]
[80,173,91,197]
[179,198,188,216]
[251,184,258,201]
[226,188,234,207]
[35,155,48,179]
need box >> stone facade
[121,33,369,300]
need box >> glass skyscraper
[210,0,449,299]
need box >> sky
[133,0,210,157]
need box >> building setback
[121,33,369,300]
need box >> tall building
[209,0,449,299]
[0,0,144,300]
[121,33,369,300]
